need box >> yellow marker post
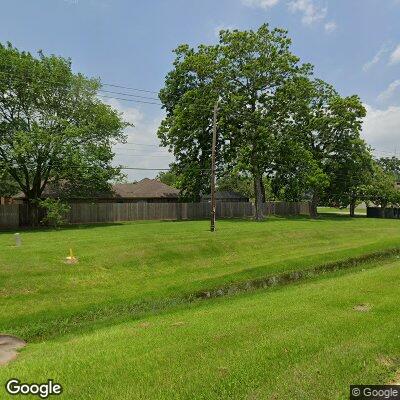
[65,248,78,264]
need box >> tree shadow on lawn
[0,222,126,236]
[316,213,366,221]
[0,214,366,236]
[219,214,362,224]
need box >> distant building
[11,178,180,204]
[201,191,249,203]
[110,179,180,203]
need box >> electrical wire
[0,69,160,95]
[98,95,162,106]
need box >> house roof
[13,179,180,200]
[201,190,249,200]
[113,179,180,199]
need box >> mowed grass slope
[1,216,400,339]
[1,261,399,399]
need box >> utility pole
[210,100,218,232]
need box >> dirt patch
[217,367,229,378]
[377,355,395,368]
[353,304,372,312]
[0,335,26,366]
[171,321,185,327]
[389,371,400,385]
[137,322,151,328]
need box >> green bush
[39,199,71,228]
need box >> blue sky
[1,0,399,180]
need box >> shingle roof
[113,179,180,199]
[13,179,180,200]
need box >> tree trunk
[349,200,356,218]
[310,193,319,219]
[261,178,266,203]
[27,200,40,227]
[253,174,264,221]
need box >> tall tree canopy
[0,43,128,224]
[363,163,400,212]
[158,24,311,219]
[158,43,221,201]
[271,76,369,217]
[159,24,373,219]
[377,156,400,181]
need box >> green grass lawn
[1,260,399,399]
[1,216,400,340]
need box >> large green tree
[158,44,221,201]
[271,140,329,204]
[158,24,311,219]
[325,138,373,217]
[159,25,371,220]
[0,43,128,225]
[274,76,368,217]
[377,156,400,181]
[216,26,311,220]
[363,163,400,215]
[216,171,273,201]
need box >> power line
[98,95,162,106]
[113,147,169,152]
[99,89,160,101]
[0,69,160,96]
[0,69,216,111]
[0,70,223,110]
[114,154,172,158]
[121,167,171,171]
[0,70,163,106]
[123,142,165,148]
[119,167,211,171]
[101,83,159,94]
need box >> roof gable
[113,179,179,199]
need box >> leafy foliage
[39,198,71,228]
[158,24,311,216]
[155,171,180,188]
[362,164,400,209]
[0,43,129,224]
[0,170,19,196]
[377,156,400,181]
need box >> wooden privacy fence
[68,201,308,223]
[0,204,19,228]
[0,201,310,227]
[367,207,400,219]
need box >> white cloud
[324,21,337,33]
[103,99,173,181]
[241,0,280,9]
[288,0,327,25]
[377,80,400,102]
[363,44,390,72]
[103,97,144,126]
[242,0,334,30]
[389,44,400,65]
[362,104,400,155]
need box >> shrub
[39,199,71,228]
